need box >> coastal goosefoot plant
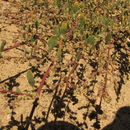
[0,0,129,129]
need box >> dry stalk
[99,47,111,106]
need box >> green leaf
[23,33,26,40]
[57,48,62,59]
[101,17,109,26]
[60,23,68,34]
[60,34,67,41]
[80,15,85,27]
[99,16,114,26]
[48,36,57,51]
[55,0,61,8]
[79,2,85,8]
[0,40,6,52]
[35,20,40,29]
[55,26,60,36]
[105,33,111,42]
[27,70,35,88]
[57,40,62,60]
[73,3,79,13]
[85,36,95,45]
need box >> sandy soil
[0,1,130,130]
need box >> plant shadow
[38,121,80,130]
[112,31,130,101]
[102,106,130,130]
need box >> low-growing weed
[0,0,129,129]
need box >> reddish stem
[4,56,43,61]
[64,61,76,68]
[0,89,33,97]
[11,17,30,24]
[37,62,54,95]
[3,44,21,51]
[28,44,48,54]
[99,48,110,106]
[1,0,20,5]
[62,62,78,98]
[67,63,78,79]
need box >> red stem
[0,89,33,97]
[37,62,54,95]
[3,44,21,51]
[62,62,78,98]
[1,0,21,6]
[99,48,110,106]
[67,62,78,80]
[4,56,43,61]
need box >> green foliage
[57,47,62,59]
[27,70,35,88]
[55,0,61,8]
[23,33,26,40]
[20,0,130,59]
[73,2,80,13]
[99,16,114,27]
[35,20,40,29]
[1,1,129,128]
[48,36,58,51]
[0,41,6,52]
[79,15,85,27]
[85,36,95,46]
[59,22,68,34]
[0,40,6,58]
[105,33,112,42]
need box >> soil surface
[0,1,130,130]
